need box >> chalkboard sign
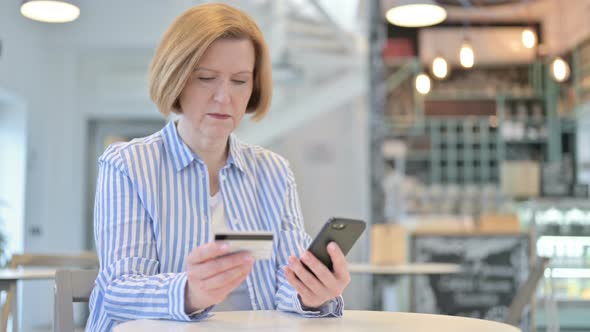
[411,234,530,330]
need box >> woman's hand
[283,242,351,309]
[185,242,254,313]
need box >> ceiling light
[20,0,80,23]
[415,73,431,95]
[459,41,475,69]
[432,56,448,79]
[385,0,447,28]
[522,27,537,49]
[551,56,570,82]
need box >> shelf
[548,268,590,279]
[503,139,547,144]
[426,92,497,101]
[519,198,590,208]
[500,94,544,101]
[537,297,590,304]
[406,156,430,162]
[500,120,546,126]
[426,91,541,101]
[535,232,590,238]
[538,236,590,244]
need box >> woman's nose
[212,81,230,104]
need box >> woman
[86,3,351,331]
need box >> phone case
[306,217,366,271]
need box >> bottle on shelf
[532,102,544,124]
[565,208,586,236]
[526,126,539,140]
[584,211,590,236]
[584,245,590,268]
[516,102,528,122]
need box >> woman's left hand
[284,242,351,309]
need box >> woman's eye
[198,77,215,81]
[232,79,247,85]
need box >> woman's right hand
[184,242,254,313]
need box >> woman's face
[178,38,255,140]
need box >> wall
[419,27,537,66]
[269,96,371,310]
[0,94,27,259]
[445,0,590,56]
[542,0,590,56]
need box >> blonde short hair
[149,3,272,121]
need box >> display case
[518,199,590,331]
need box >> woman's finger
[191,251,252,279]
[284,266,314,300]
[201,260,253,290]
[287,256,330,299]
[327,242,350,282]
[300,251,337,288]
[187,242,230,264]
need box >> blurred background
[1,0,590,331]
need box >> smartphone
[305,217,366,271]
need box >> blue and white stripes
[86,121,343,332]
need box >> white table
[348,263,461,310]
[0,269,56,332]
[114,310,521,332]
[0,269,56,283]
[348,263,461,275]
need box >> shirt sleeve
[273,165,344,317]
[93,151,212,322]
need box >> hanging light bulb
[522,27,537,49]
[415,73,431,95]
[385,0,447,28]
[551,56,570,82]
[432,56,449,79]
[20,0,80,23]
[459,41,475,68]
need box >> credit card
[214,231,274,260]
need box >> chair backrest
[504,256,550,326]
[9,252,99,269]
[1,253,99,332]
[54,269,99,332]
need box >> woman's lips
[207,113,231,120]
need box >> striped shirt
[86,121,344,331]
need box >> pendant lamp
[20,0,80,23]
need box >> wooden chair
[53,269,99,332]
[504,256,551,327]
[1,252,99,332]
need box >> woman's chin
[202,127,233,140]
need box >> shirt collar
[227,133,247,173]
[162,121,195,172]
[162,121,246,173]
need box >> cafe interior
[1,0,590,331]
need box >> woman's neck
[176,118,229,173]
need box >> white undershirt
[210,191,230,234]
[209,191,252,312]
